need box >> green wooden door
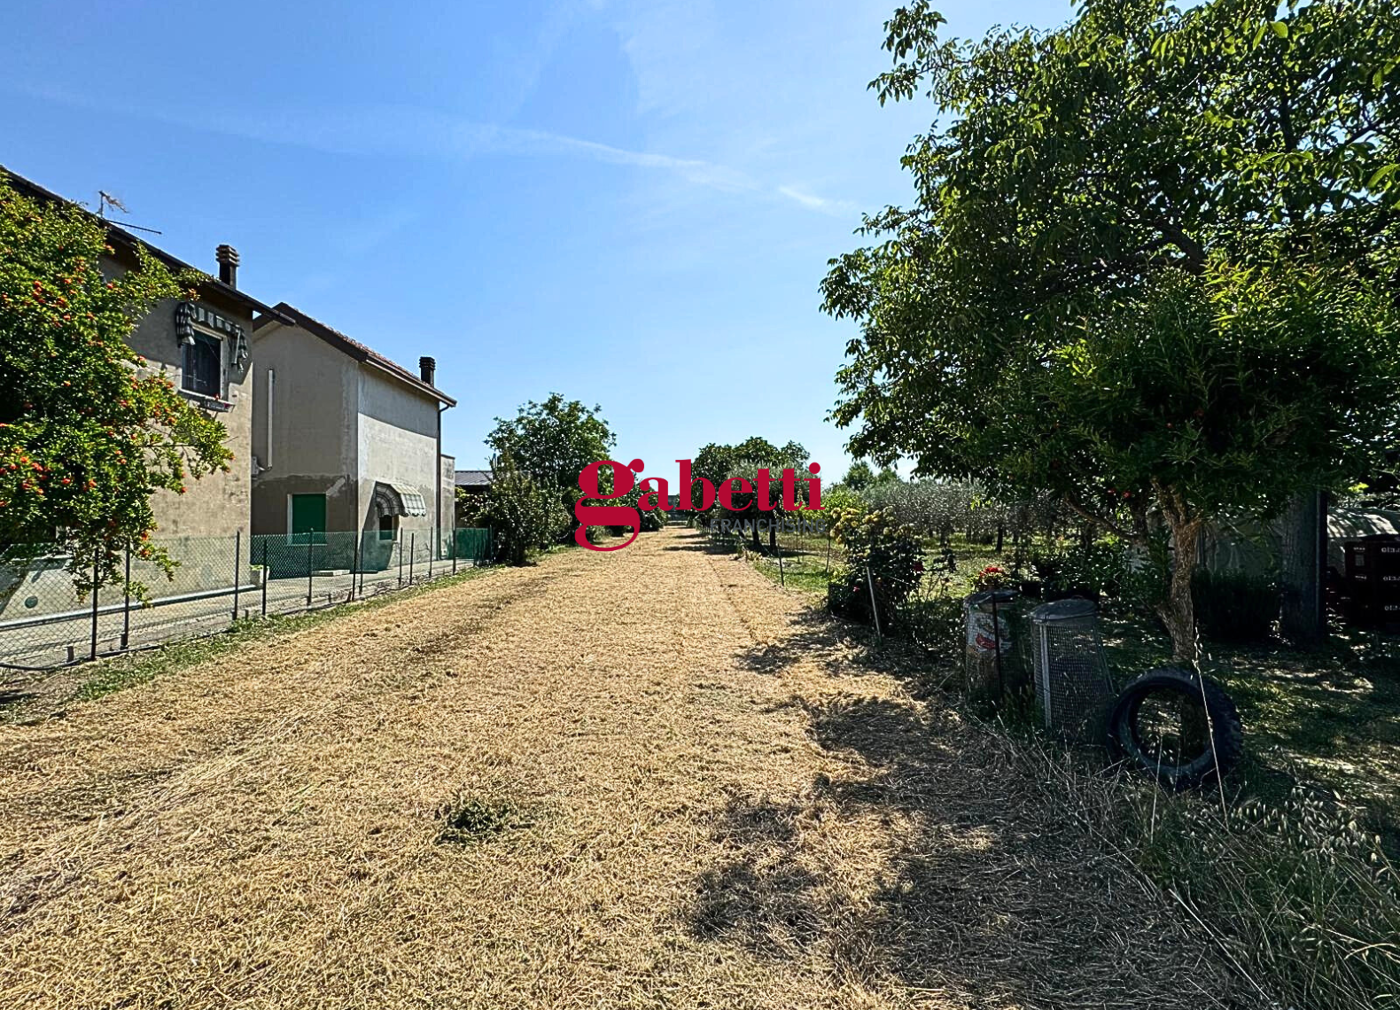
[290,494,327,544]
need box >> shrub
[480,466,569,566]
[827,508,925,627]
[971,564,1011,592]
[1192,568,1278,642]
[1025,534,1162,606]
[820,485,870,529]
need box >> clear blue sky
[3,0,1068,481]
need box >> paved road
[0,528,1250,1009]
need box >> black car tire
[1108,667,1243,790]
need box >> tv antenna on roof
[97,190,162,235]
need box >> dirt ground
[0,527,1255,1009]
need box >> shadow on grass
[0,688,36,717]
[1100,609,1400,851]
[731,608,952,697]
[682,665,1243,1007]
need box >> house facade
[250,304,456,555]
[0,169,287,621]
[4,170,285,542]
[124,270,261,541]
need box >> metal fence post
[261,539,269,616]
[409,533,416,585]
[398,529,404,587]
[90,544,100,661]
[306,535,315,607]
[866,561,883,643]
[352,533,361,601]
[451,527,458,574]
[428,527,434,580]
[121,546,131,650]
[231,530,241,622]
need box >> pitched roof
[454,469,494,488]
[0,165,289,323]
[258,302,457,406]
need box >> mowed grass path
[0,529,1254,1009]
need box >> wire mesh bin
[1029,598,1115,742]
[963,589,1026,703]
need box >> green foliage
[690,437,812,543]
[486,393,614,517]
[1033,264,1400,533]
[0,175,233,596]
[970,564,1010,592]
[479,460,569,566]
[840,460,875,491]
[1024,534,1164,606]
[822,0,1400,656]
[1126,788,1400,1010]
[840,461,897,492]
[1192,568,1279,643]
[821,484,869,528]
[827,507,925,626]
[581,481,666,535]
[865,479,1034,544]
[454,486,488,528]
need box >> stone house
[4,168,286,541]
[0,168,287,621]
[249,304,456,563]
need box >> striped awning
[373,481,428,517]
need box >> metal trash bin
[1029,598,1115,742]
[964,589,1023,703]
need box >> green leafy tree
[691,437,810,548]
[454,486,487,528]
[841,461,875,491]
[0,176,233,595]
[486,393,615,528]
[822,0,1400,659]
[479,456,570,566]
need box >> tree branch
[1061,495,1142,543]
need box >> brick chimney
[419,356,436,386]
[215,244,239,288]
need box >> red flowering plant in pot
[971,564,1011,593]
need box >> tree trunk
[1157,515,1202,663]
[1279,490,1326,649]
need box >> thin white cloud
[17,84,856,216]
[777,185,858,216]
[17,84,762,197]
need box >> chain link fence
[0,527,493,671]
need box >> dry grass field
[0,527,1256,1009]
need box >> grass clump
[1017,736,1400,1010]
[435,791,534,846]
[1126,786,1400,1009]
